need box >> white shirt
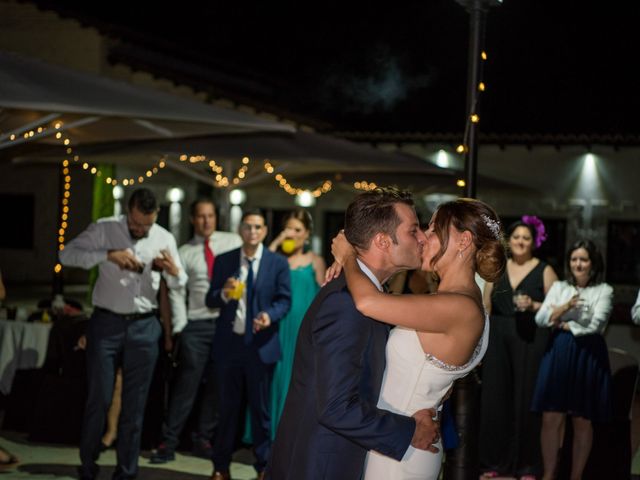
[535,280,613,336]
[170,231,242,333]
[631,290,640,325]
[59,215,186,314]
[357,259,384,293]
[232,243,264,335]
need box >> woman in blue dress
[531,239,613,480]
[268,209,326,438]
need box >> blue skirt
[531,330,612,422]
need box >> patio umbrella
[0,50,294,151]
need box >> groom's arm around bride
[312,276,440,456]
[267,273,439,480]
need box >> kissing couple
[267,187,506,480]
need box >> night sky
[31,0,640,135]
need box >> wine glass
[513,289,528,312]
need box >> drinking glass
[228,280,245,300]
[575,288,590,315]
[513,289,528,312]
[281,238,296,254]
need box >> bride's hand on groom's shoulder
[410,408,440,454]
[322,261,342,286]
[323,230,356,286]
[331,230,356,265]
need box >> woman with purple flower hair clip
[479,215,559,480]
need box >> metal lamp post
[446,4,502,479]
[455,0,502,199]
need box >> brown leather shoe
[211,472,231,480]
[256,472,265,480]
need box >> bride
[330,198,506,480]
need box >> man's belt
[94,306,156,321]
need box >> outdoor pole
[447,2,500,478]
[463,0,486,199]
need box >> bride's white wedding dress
[364,315,489,480]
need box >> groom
[266,187,439,480]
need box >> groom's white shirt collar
[356,259,384,292]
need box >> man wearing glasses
[60,188,186,480]
[206,208,291,480]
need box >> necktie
[204,238,215,280]
[244,257,255,344]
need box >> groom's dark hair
[344,187,414,250]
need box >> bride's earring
[458,250,463,259]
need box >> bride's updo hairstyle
[430,198,507,283]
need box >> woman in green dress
[268,209,326,438]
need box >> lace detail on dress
[423,313,488,372]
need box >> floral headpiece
[521,215,547,248]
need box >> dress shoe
[192,438,213,459]
[257,472,265,480]
[211,472,231,480]
[77,465,98,480]
[149,443,175,464]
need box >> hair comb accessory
[482,214,501,240]
[521,215,547,248]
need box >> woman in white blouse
[531,239,613,480]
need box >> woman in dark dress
[479,217,558,480]
[531,240,612,480]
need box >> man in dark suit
[266,188,439,480]
[206,209,291,480]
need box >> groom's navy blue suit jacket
[266,274,415,480]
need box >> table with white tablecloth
[0,319,52,395]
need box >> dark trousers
[479,314,549,477]
[162,319,217,450]
[212,334,274,473]
[79,309,161,480]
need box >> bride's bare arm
[332,234,476,333]
[348,271,476,333]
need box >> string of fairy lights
[4,119,172,274]
[6,107,476,276]
[178,154,250,188]
[453,49,489,188]
[263,161,333,198]
[5,117,378,204]
[7,123,77,272]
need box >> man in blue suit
[266,188,439,480]
[206,209,291,480]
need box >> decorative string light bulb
[57,157,71,259]
[354,181,378,191]
[263,161,332,198]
